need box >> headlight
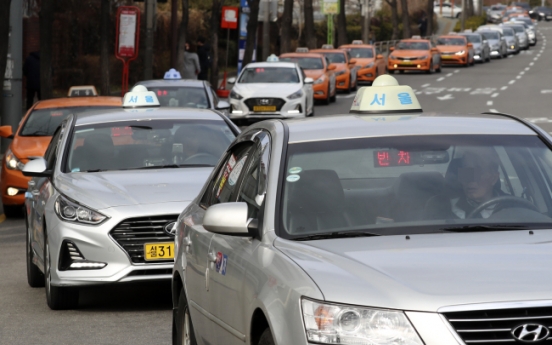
[314,76,325,84]
[302,299,424,345]
[5,148,24,170]
[363,62,374,69]
[455,50,466,55]
[54,195,107,225]
[334,70,346,76]
[287,89,303,100]
[229,89,243,100]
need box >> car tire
[26,210,44,288]
[398,70,405,74]
[258,328,275,345]
[330,88,336,103]
[323,86,330,105]
[174,289,198,345]
[3,204,23,218]
[44,229,79,310]
[426,63,434,74]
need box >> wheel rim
[182,307,191,345]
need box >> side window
[203,142,254,206]
[44,128,62,170]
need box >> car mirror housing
[328,64,337,70]
[216,100,231,110]
[0,125,14,139]
[389,47,395,52]
[204,202,252,236]
[227,77,236,84]
[22,157,52,177]
[304,77,314,84]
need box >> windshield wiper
[133,164,212,170]
[293,230,382,241]
[83,169,108,173]
[441,224,529,233]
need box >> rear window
[279,57,324,70]
[146,86,210,109]
[464,35,482,43]
[19,106,117,136]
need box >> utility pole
[460,0,465,32]
[262,0,270,60]
[2,0,22,153]
[144,0,156,80]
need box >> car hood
[234,83,302,98]
[10,136,52,161]
[55,168,213,210]
[436,45,467,52]
[353,58,376,65]
[390,50,429,58]
[304,70,325,80]
[275,230,552,312]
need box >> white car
[228,62,315,125]
[434,2,462,18]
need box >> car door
[206,131,270,344]
[185,140,255,345]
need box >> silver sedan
[172,76,552,345]
[23,91,239,310]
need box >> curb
[0,214,5,224]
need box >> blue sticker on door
[215,252,228,275]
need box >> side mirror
[349,58,358,64]
[0,125,14,139]
[203,202,254,236]
[467,43,473,47]
[304,77,314,84]
[216,100,231,110]
[328,64,337,70]
[376,54,384,60]
[22,157,51,177]
[389,47,395,52]
[227,77,236,84]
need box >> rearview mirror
[304,77,314,84]
[467,43,473,47]
[328,64,337,70]
[203,202,254,236]
[22,157,51,178]
[0,125,14,139]
[227,77,236,84]
[216,100,231,110]
[376,54,384,60]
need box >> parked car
[458,32,491,62]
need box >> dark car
[530,6,552,21]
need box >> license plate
[401,61,414,65]
[253,105,276,112]
[144,242,175,261]
[441,55,453,59]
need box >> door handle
[208,252,217,263]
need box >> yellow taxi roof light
[68,85,98,97]
[123,85,160,108]
[350,75,422,114]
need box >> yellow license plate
[442,55,453,59]
[144,242,175,261]
[401,61,414,65]
[253,105,276,112]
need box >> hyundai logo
[511,324,550,342]
[164,222,177,236]
[259,99,271,105]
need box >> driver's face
[458,152,499,203]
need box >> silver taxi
[172,75,552,345]
[22,86,239,310]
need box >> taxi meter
[350,75,422,114]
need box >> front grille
[110,215,177,264]
[244,98,286,112]
[443,307,552,344]
[397,57,420,61]
[441,52,456,55]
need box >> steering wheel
[466,196,538,219]
[183,152,218,165]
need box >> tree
[426,0,434,36]
[100,0,110,96]
[280,0,294,54]
[176,0,189,75]
[384,0,400,40]
[303,0,316,49]
[209,0,224,87]
[0,0,12,127]
[400,0,410,38]
[337,0,347,46]
[40,0,54,99]
[467,0,474,17]
[243,0,260,66]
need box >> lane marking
[516,75,522,79]
[446,73,453,77]
[491,93,499,98]
[437,94,454,100]
[519,71,525,75]
[525,67,530,71]
[454,69,460,73]
[337,93,357,99]
[487,101,493,106]
[508,80,516,85]
[541,90,552,94]
[437,77,445,82]
[534,57,539,61]
[421,83,430,88]
[501,86,508,91]
[530,62,535,66]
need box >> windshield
[19,106,116,137]
[464,35,482,43]
[396,41,430,50]
[348,48,374,58]
[238,67,299,83]
[279,57,324,70]
[508,25,525,33]
[319,52,346,63]
[437,37,467,45]
[502,28,514,36]
[146,87,210,108]
[65,119,235,173]
[480,31,500,40]
[280,135,552,239]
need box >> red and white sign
[221,6,239,29]
[116,6,140,59]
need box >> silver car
[510,17,537,45]
[503,22,530,50]
[477,29,508,58]
[171,76,552,345]
[23,88,239,310]
[458,32,491,62]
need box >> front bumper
[229,96,307,120]
[335,72,351,90]
[388,59,431,71]
[312,81,330,100]
[47,202,187,287]
[1,162,29,206]
[440,54,468,65]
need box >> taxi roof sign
[296,47,309,53]
[267,54,279,62]
[321,44,334,49]
[164,68,182,80]
[411,35,422,39]
[68,85,98,97]
[123,85,160,108]
[350,75,422,114]
[352,40,364,45]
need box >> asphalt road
[1,21,552,345]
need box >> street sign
[221,6,239,29]
[115,6,141,96]
[321,0,340,15]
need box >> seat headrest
[287,169,345,213]
[394,171,444,199]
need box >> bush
[453,15,487,32]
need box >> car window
[348,48,374,58]
[147,86,210,108]
[465,35,481,43]
[320,52,346,63]
[238,67,300,83]
[279,57,324,70]
[396,41,430,50]
[437,37,467,45]
[44,128,62,170]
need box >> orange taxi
[311,45,359,93]
[388,37,442,74]
[339,40,387,85]
[279,50,337,104]
[0,94,121,217]
[436,34,474,66]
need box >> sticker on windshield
[228,156,247,186]
[288,167,302,174]
[287,174,300,182]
